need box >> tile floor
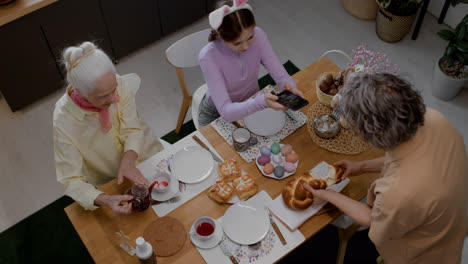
[1,0,467,260]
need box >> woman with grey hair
[53,42,164,215]
[305,72,468,263]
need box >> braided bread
[282,165,344,210]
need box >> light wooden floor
[1,1,467,254]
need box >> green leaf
[457,23,466,40]
[437,29,455,41]
[456,53,465,65]
[445,45,456,57]
[457,41,468,52]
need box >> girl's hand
[264,93,287,111]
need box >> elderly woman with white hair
[305,73,468,263]
[53,42,163,215]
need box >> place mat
[211,85,307,163]
[306,101,370,154]
[143,217,186,257]
[136,131,222,217]
[267,162,350,231]
[197,191,305,264]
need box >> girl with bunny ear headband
[197,0,304,128]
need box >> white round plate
[244,108,286,136]
[222,200,269,245]
[151,175,179,201]
[170,146,214,183]
[189,219,223,249]
[255,144,299,180]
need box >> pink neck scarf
[70,89,115,133]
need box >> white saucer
[255,144,299,180]
[170,146,214,184]
[151,175,179,202]
[244,108,286,136]
[189,219,223,249]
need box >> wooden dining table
[64,57,384,264]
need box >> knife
[192,135,223,163]
[219,238,239,264]
[268,211,287,245]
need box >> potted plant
[432,14,468,101]
[375,0,424,42]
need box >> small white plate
[151,175,179,202]
[189,219,223,249]
[255,144,299,180]
[170,146,214,183]
[222,200,269,245]
[244,108,286,136]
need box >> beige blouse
[368,108,468,264]
[53,76,163,210]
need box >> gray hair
[62,42,115,97]
[340,72,425,150]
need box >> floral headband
[209,0,253,30]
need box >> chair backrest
[165,28,211,68]
[120,73,141,96]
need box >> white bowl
[152,172,172,193]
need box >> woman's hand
[302,183,334,205]
[333,160,364,180]
[118,150,149,186]
[283,83,304,98]
[264,93,287,111]
[95,194,133,216]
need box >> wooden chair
[165,29,211,133]
[120,73,171,149]
[332,197,369,264]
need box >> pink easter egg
[283,162,296,173]
[280,144,293,156]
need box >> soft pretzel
[282,165,344,210]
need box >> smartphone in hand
[275,90,309,111]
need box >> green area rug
[0,61,300,264]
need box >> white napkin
[267,162,350,231]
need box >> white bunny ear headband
[209,0,253,30]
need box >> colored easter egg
[283,162,296,173]
[286,153,299,163]
[272,154,283,165]
[260,146,271,156]
[270,143,281,154]
[273,166,285,178]
[257,155,271,166]
[280,144,293,156]
[263,163,274,174]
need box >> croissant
[282,165,344,210]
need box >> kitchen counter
[0,0,57,26]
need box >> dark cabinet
[206,0,218,13]
[40,0,114,77]
[0,14,62,111]
[99,0,162,60]
[158,0,206,35]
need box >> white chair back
[120,73,141,96]
[165,29,211,68]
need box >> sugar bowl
[313,114,340,139]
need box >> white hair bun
[63,42,96,71]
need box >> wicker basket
[316,50,352,107]
[342,0,378,20]
[316,71,338,107]
[376,8,417,43]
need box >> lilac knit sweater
[199,27,296,122]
